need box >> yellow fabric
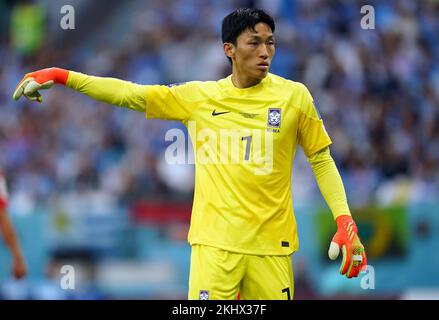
[308,147,351,220]
[240,252,294,300]
[188,244,293,300]
[65,71,334,255]
[66,71,148,112]
[145,73,332,255]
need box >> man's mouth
[257,62,269,70]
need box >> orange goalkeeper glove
[328,214,367,278]
[13,67,69,103]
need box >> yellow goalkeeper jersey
[145,73,332,255]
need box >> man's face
[225,22,275,80]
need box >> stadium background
[0,0,438,299]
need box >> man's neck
[231,71,262,89]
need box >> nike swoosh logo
[212,109,231,116]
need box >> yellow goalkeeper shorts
[188,244,294,300]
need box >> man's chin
[256,70,269,79]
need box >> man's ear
[223,42,235,60]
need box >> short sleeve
[145,82,205,121]
[0,174,8,209]
[296,84,332,157]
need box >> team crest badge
[267,108,281,128]
[199,290,209,300]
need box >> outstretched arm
[309,147,367,278]
[13,68,148,112]
[0,208,27,279]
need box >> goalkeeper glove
[328,214,367,278]
[13,67,69,103]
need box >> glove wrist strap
[51,68,69,85]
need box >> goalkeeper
[13,8,366,299]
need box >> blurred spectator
[10,0,45,56]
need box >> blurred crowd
[0,0,438,215]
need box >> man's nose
[259,44,269,59]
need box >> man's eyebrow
[248,34,275,40]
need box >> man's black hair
[222,8,275,63]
